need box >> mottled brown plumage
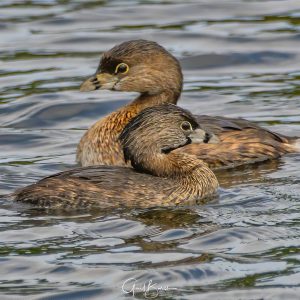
[77,40,182,166]
[13,104,219,209]
[178,117,295,169]
[77,40,298,169]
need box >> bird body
[77,40,298,168]
[181,115,295,168]
[13,105,219,209]
[14,159,216,209]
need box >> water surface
[0,0,300,299]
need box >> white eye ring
[115,63,129,74]
[180,121,192,131]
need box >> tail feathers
[0,193,13,200]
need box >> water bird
[12,104,218,209]
[77,40,298,169]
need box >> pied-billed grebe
[12,104,219,209]
[77,40,298,169]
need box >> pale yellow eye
[115,63,129,74]
[180,121,192,131]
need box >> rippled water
[0,0,300,299]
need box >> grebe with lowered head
[12,104,218,209]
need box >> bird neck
[77,85,181,167]
[131,89,181,110]
[131,151,219,202]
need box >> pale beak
[79,73,118,92]
[189,128,220,144]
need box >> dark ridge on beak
[204,132,211,143]
[80,76,99,92]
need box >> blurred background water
[0,0,300,299]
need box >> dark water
[1,0,300,299]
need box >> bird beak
[80,73,118,92]
[189,128,220,144]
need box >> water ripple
[0,0,299,299]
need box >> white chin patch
[100,82,117,90]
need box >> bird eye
[180,121,192,131]
[115,63,129,74]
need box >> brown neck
[131,151,219,201]
[137,151,211,177]
[77,88,181,167]
[129,89,181,110]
